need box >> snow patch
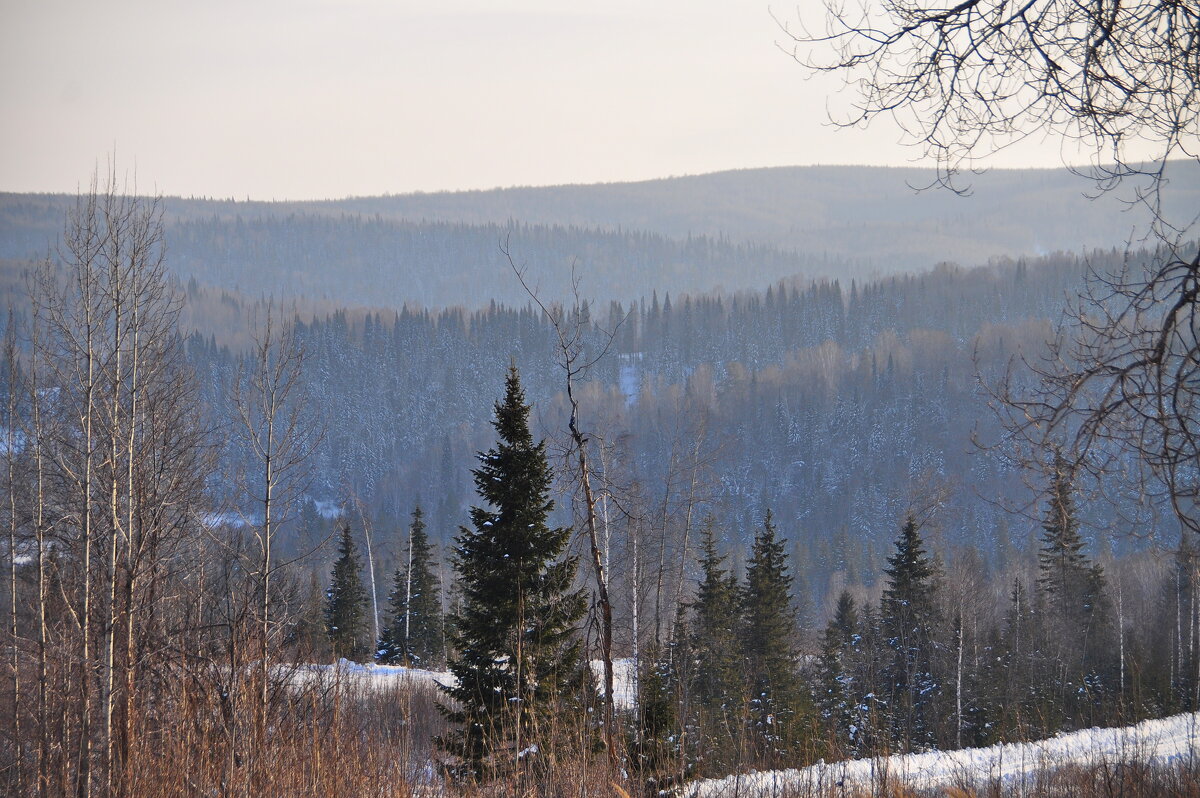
[686,712,1200,796]
[289,657,637,712]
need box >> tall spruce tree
[740,510,807,763]
[816,590,863,754]
[378,506,444,666]
[1037,454,1094,609]
[880,515,941,750]
[1036,453,1112,727]
[685,520,744,777]
[325,525,370,662]
[689,520,742,715]
[438,366,588,782]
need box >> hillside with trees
[0,172,1196,796]
[3,164,1197,309]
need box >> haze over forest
[4,163,1197,310]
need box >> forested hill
[183,246,1167,620]
[3,164,1196,309]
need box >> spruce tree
[633,646,684,787]
[438,366,588,782]
[1035,453,1112,726]
[1037,453,1092,609]
[993,577,1045,738]
[325,525,370,662]
[740,510,807,763]
[378,506,444,666]
[689,519,742,715]
[816,590,863,754]
[880,515,941,750]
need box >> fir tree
[325,525,370,662]
[740,510,807,763]
[377,506,444,666]
[437,366,588,782]
[880,515,941,750]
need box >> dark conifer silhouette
[325,525,370,662]
[437,366,588,782]
[378,506,443,666]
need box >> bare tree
[232,305,322,756]
[785,0,1199,539]
[505,242,625,765]
[984,243,1200,536]
[782,0,1199,199]
[21,163,216,797]
[4,316,22,792]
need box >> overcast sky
[1,0,1083,200]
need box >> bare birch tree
[232,305,322,755]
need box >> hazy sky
[2,0,1080,200]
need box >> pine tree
[880,515,941,750]
[740,510,807,764]
[325,525,370,662]
[377,506,444,666]
[438,366,588,782]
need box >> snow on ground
[289,656,636,712]
[687,712,1200,796]
[594,657,636,712]
[288,659,453,693]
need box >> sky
[1,0,1085,200]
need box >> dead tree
[505,241,625,765]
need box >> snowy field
[288,657,636,712]
[686,712,1200,796]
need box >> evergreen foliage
[633,647,685,787]
[816,590,865,754]
[1035,454,1112,727]
[688,520,743,716]
[881,515,941,750]
[993,577,1043,737]
[740,510,807,762]
[377,506,444,666]
[325,525,371,662]
[437,366,588,782]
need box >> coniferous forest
[0,167,1198,797]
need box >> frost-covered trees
[437,366,588,782]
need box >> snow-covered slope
[687,713,1199,796]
